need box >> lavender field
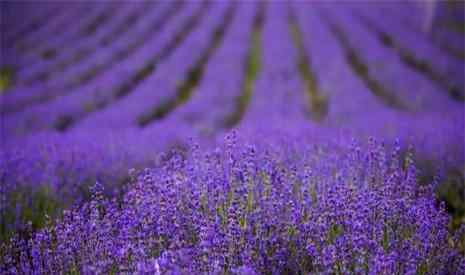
[0,1,464,274]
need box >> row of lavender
[1,1,464,273]
[1,1,462,130]
[2,0,462,157]
[3,131,465,274]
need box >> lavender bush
[2,132,464,274]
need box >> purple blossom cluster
[1,132,464,274]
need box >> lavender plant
[1,132,464,274]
